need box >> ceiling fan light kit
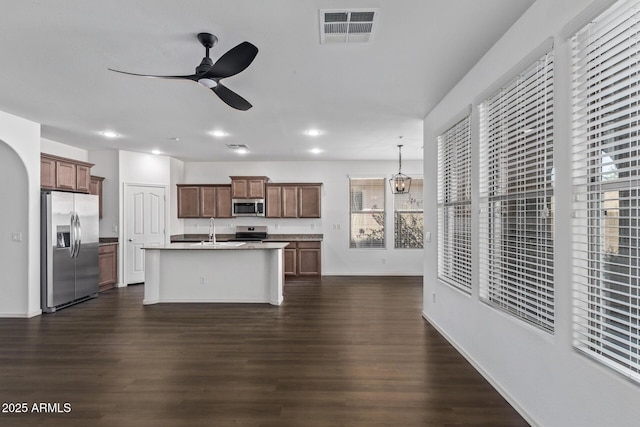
[108,32,257,111]
[390,144,412,194]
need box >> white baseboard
[422,311,539,427]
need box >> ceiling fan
[109,33,258,111]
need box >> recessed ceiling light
[169,137,180,141]
[305,129,321,136]
[236,147,249,155]
[151,149,162,155]
[211,130,228,137]
[309,148,323,154]
[101,131,119,138]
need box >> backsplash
[182,217,323,235]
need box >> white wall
[118,151,172,285]
[169,157,185,237]
[88,150,119,238]
[0,110,41,317]
[422,0,640,426]
[183,160,424,275]
[41,137,88,162]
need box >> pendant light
[390,144,411,194]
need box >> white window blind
[349,178,385,248]
[394,178,424,249]
[478,51,555,332]
[572,0,640,383]
[438,117,472,292]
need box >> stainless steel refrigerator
[41,191,99,312]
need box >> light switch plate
[11,232,22,242]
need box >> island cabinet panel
[230,176,268,199]
[297,241,322,276]
[41,156,56,189]
[89,175,105,219]
[177,186,201,218]
[298,185,322,218]
[99,243,118,292]
[265,186,282,218]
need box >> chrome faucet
[208,217,216,243]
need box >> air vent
[320,9,378,44]
[226,144,250,154]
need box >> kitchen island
[143,242,288,306]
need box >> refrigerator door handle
[75,213,82,257]
[69,212,76,258]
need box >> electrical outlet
[432,293,436,303]
[310,223,315,229]
[112,225,118,233]
[381,258,386,264]
[11,232,22,242]
[425,232,431,242]
[199,276,206,285]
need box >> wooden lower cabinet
[281,241,321,279]
[98,244,118,292]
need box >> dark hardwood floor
[0,277,528,426]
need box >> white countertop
[144,242,289,250]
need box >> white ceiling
[0,0,534,162]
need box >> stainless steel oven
[232,199,265,216]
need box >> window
[438,117,472,292]
[394,178,424,249]
[478,51,555,332]
[349,178,385,248]
[572,0,640,382]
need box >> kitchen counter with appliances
[170,233,324,242]
[143,241,288,306]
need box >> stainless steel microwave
[232,199,265,216]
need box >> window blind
[572,0,640,383]
[478,51,555,332]
[394,178,424,249]
[349,178,385,248]
[438,117,472,292]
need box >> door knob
[128,238,135,242]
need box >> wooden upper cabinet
[177,185,232,218]
[298,185,322,218]
[215,186,232,218]
[56,160,77,190]
[177,186,201,218]
[41,153,94,193]
[41,156,56,189]
[282,186,299,218]
[265,185,282,218]
[230,176,268,199]
[200,186,216,217]
[266,183,320,218]
[89,175,105,219]
[76,165,91,193]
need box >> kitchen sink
[190,241,246,247]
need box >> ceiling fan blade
[212,83,252,111]
[204,42,258,79]
[108,68,200,81]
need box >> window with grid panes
[438,117,472,292]
[349,178,385,248]
[478,51,555,332]
[572,0,640,383]
[394,178,423,249]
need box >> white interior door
[125,184,166,284]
